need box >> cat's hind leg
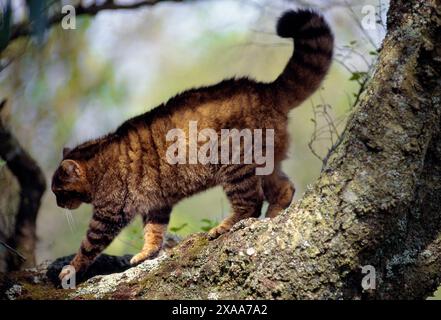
[209,166,263,239]
[130,207,171,266]
[262,167,295,218]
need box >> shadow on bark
[46,254,133,286]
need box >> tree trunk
[0,100,46,270]
[1,0,441,300]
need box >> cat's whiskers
[63,209,76,234]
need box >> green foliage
[349,71,368,82]
[168,217,219,234]
[200,219,218,232]
[0,158,5,167]
[343,40,358,49]
[170,223,188,233]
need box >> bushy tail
[270,10,334,113]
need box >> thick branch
[7,0,183,47]
[0,100,46,270]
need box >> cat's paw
[208,224,229,239]
[130,249,160,266]
[58,266,75,282]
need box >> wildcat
[52,9,333,279]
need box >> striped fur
[52,10,333,279]
[272,10,334,112]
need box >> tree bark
[1,0,441,300]
[0,100,46,270]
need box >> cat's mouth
[56,198,82,210]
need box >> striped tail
[270,10,334,113]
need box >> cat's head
[51,148,92,210]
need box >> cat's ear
[60,159,85,182]
[62,147,72,158]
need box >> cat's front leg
[130,207,171,266]
[59,209,131,281]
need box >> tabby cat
[52,10,333,280]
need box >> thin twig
[5,0,184,50]
[0,240,26,261]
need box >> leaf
[200,219,217,232]
[0,159,5,167]
[349,71,368,82]
[0,0,12,51]
[170,223,188,233]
